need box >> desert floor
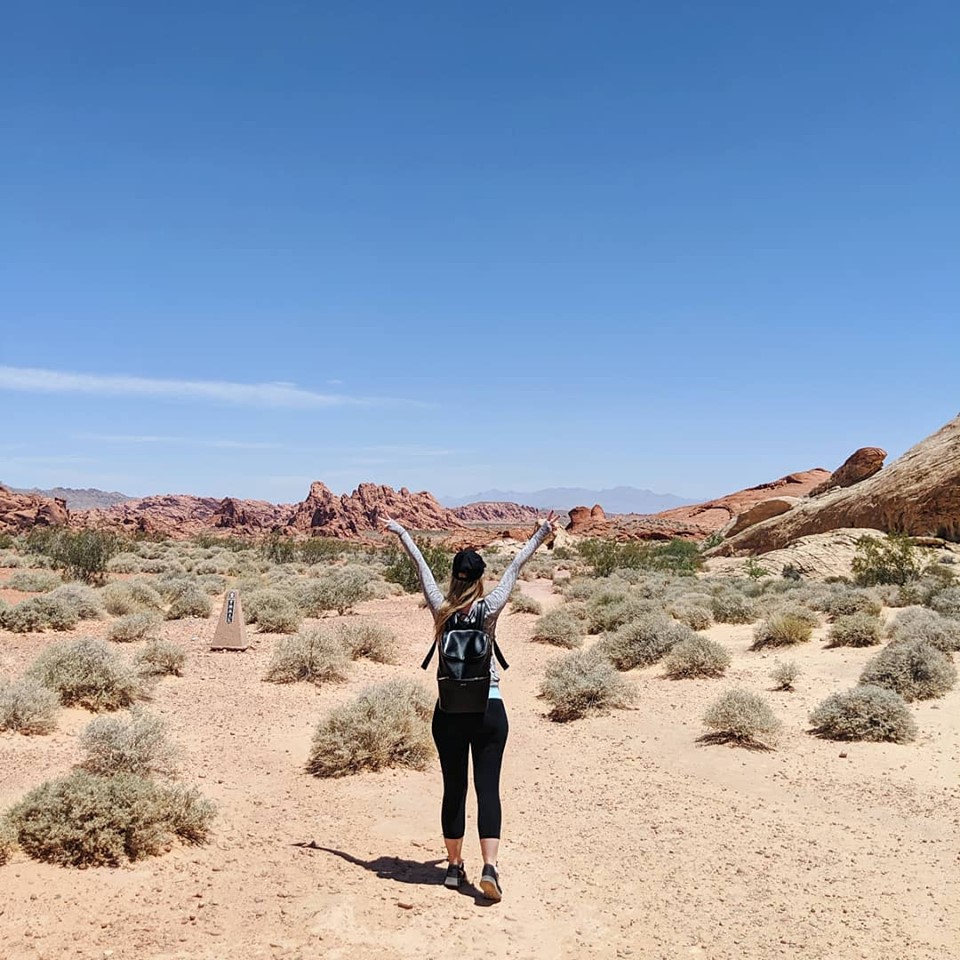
[1,576,958,960]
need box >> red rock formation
[808,447,887,497]
[0,484,69,533]
[453,502,540,523]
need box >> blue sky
[2,2,958,503]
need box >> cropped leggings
[431,699,509,840]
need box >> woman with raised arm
[381,513,556,901]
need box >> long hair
[434,576,485,644]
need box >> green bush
[809,685,916,743]
[0,817,16,865]
[6,569,62,592]
[663,635,731,678]
[599,613,694,670]
[107,613,161,642]
[300,538,355,564]
[306,678,434,777]
[26,637,142,711]
[333,622,397,663]
[102,581,164,616]
[164,586,212,621]
[259,532,298,564]
[826,613,883,648]
[0,678,59,734]
[0,595,80,632]
[770,660,800,691]
[701,689,781,747]
[886,607,960,652]
[852,534,923,586]
[710,590,758,625]
[301,567,376,616]
[510,593,543,615]
[751,612,814,650]
[383,538,452,593]
[6,770,214,867]
[859,640,957,702]
[577,538,702,577]
[134,639,187,677]
[25,527,123,584]
[539,648,636,722]
[530,609,583,649]
[264,628,350,685]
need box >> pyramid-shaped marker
[210,590,249,651]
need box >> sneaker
[479,864,502,902]
[444,861,466,890]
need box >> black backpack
[421,600,509,713]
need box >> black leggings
[431,699,509,840]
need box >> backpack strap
[493,640,509,671]
[420,639,437,671]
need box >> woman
[381,513,556,901]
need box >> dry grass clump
[135,640,187,677]
[107,612,162,643]
[306,678,434,777]
[927,586,960,620]
[819,588,882,620]
[710,590,758,625]
[886,607,960,652]
[298,567,376,616]
[826,612,883,648]
[586,592,653,634]
[0,678,59,735]
[700,688,781,748]
[509,593,543,615]
[808,685,917,743]
[751,612,814,650]
[668,598,713,631]
[25,637,142,711]
[770,660,801,691]
[333,622,397,663]
[530,608,584,649]
[859,640,957,702]
[6,770,214,867]
[106,553,143,574]
[246,588,303,633]
[600,613,695,670]
[47,583,105,620]
[0,595,80,632]
[663,635,731,679]
[264,628,350,685]
[79,710,178,778]
[102,581,164,616]
[164,585,213,621]
[7,569,63,592]
[539,649,636,723]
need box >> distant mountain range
[442,486,697,515]
[11,486,132,511]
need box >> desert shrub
[859,640,957,702]
[751,612,814,650]
[26,637,142,711]
[927,586,960,620]
[826,612,883,648]
[577,538,702,577]
[306,678,434,777]
[530,609,583,649]
[316,567,376,615]
[164,586,212,621]
[0,817,16,865]
[134,639,187,677]
[102,581,164,616]
[599,612,694,670]
[586,593,654,634]
[0,595,80,632]
[259,532,298,564]
[106,553,142,574]
[383,538,452,593]
[851,533,923,586]
[809,686,917,743]
[264,628,350,685]
[47,583,104,620]
[245,589,301,633]
[770,660,800,691]
[79,710,178,777]
[6,770,214,867]
[819,588,882,620]
[0,678,59,734]
[886,607,960,652]
[6,569,62,592]
[510,593,543,615]
[668,598,713,631]
[153,575,200,601]
[710,590,758,625]
[194,573,228,596]
[562,578,600,602]
[701,689,781,747]
[663,635,731,678]
[300,537,353,564]
[25,527,124,584]
[107,612,161,643]
[539,648,636,722]
[334,622,397,663]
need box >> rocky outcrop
[808,447,887,497]
[714,415,960,555]
[213,498,290,532]
[725,497,801,538]
[79,494,225,537]
[452,502,540,523]
[566,504,606,534]
[0,484,69,532]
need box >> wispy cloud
[0,366,422,409]
[76,433,282,450]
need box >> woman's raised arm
[381,517,444,615]
[483,514,556,617]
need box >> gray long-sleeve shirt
[387,519,553,688]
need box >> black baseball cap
[452,549,486,581]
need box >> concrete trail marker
[210,590,249,651]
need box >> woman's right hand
[379,515,402,535]
[543,510,557,532]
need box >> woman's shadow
[293,842,493,904]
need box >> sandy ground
[0,574,958,960]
